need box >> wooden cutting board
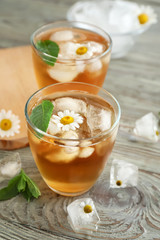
[0,45,38,150]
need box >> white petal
[58,111,64,118]
[70,125,76,131]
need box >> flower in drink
[50,110,83,131]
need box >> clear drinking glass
[30,21,112,89]
[25,82,120,196]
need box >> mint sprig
[0,170,41,202]
[30,100,54,133]
[36,40,59,66]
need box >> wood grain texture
[0,46,37,149]
[0,0,160,239]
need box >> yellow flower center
[156,130,159,136]
[76,46,88,55]
[84,204,92,213]
[0,119,12,131]
[116,180,122,186]
[60,116,74,125]
[138,13,149,24]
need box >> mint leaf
[21,170,41,199]
[17,174,26,192]
[36,40,59,66]
[0,175,21,201]
[30,100,53,132]
[0,169,41,202]
[22,185,33,202]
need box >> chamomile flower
[136,5,157,25]
[59,41,104,60]
[50,110,83,132]
[0,109,20,138]
[67,198,100,232]
[80,198,95,218]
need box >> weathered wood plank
[0,0,160,239]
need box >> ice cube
[61,131,79,146]
[46,147,79,163]
[80,140,92,147]
[47,63,79,82]
[102,52,111,64]
[87,105,111,136]
[79,147,94,158]
[86,59,102,73]
[88,41,104,55]
[76,60,85,73]
[50,30,73,42]
[133,112,159,142]
[110,159,138,188]
[61,131,80,153]
[67,198,100,233]
[47,121,61,135]
[54,97,87,115]
[0,152,21,182]
[95,139,108,156]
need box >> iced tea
[31,21,112,89]
[25,83,120,196]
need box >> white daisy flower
[79,198,95,218]
[0,109,20,138]
[58,41,104,60]
[50,110,83,132]
[136,5,157,25]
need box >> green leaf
[36,40,59,66]
[22,185,33,202]
[0,169,41,202]
[17,174,26,192]
[30,100,54,132]
[21,170,41,199]
[0,175,21,201]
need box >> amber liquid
[32,27,111,89]
[28,92,117,196]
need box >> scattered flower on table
[67,198,100,233]
[110,159,138,188]
[0,109,20,138]
[133,112,159,143]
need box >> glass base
[46,183,92,197]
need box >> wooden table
[0,0,160,239]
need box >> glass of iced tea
[25,82,120,196]
[30,21,112,89]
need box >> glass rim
[25,82,121,143]
[30,20,112,63]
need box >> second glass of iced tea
[30,21,112,89]
[25,82,120,196]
